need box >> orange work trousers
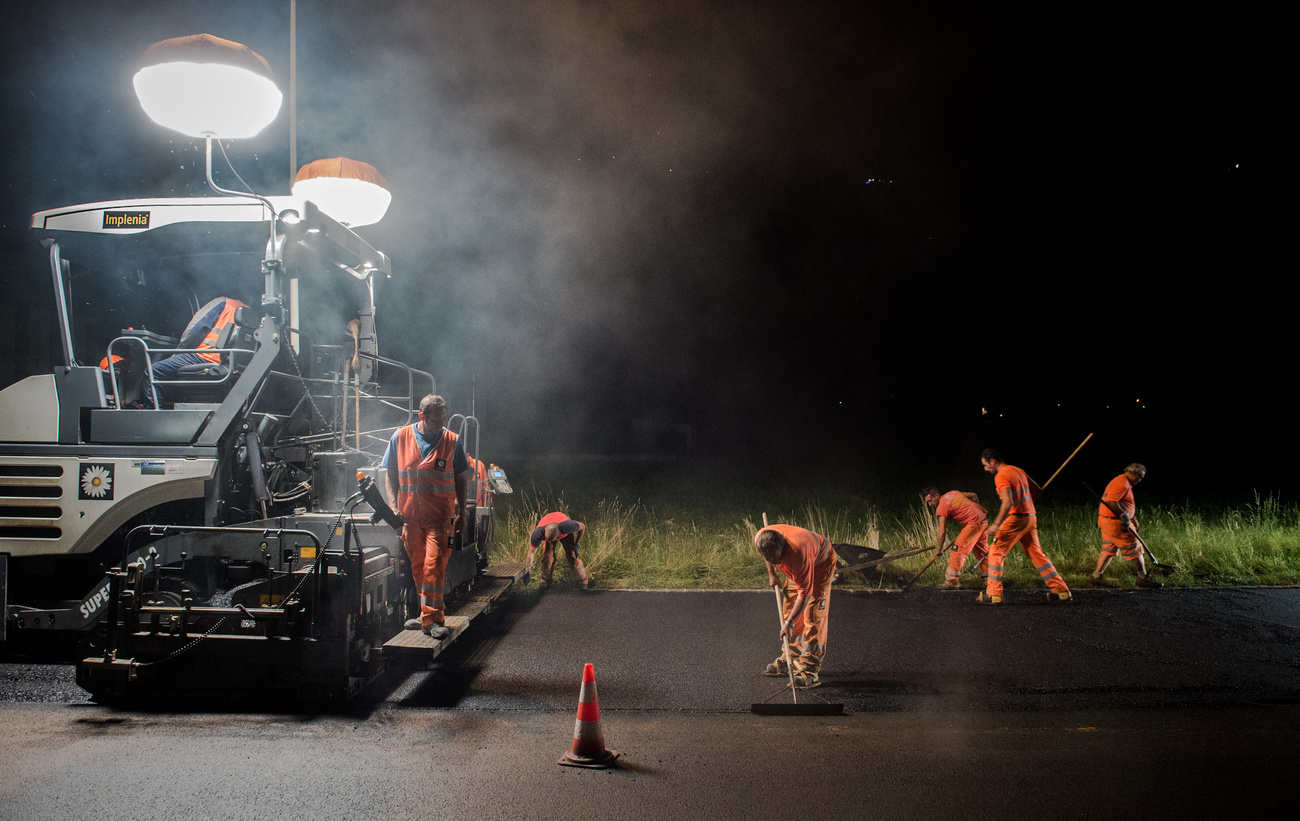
[778,560,835,674]
[945,520,990,584]
[542,537,589,585]
[402,519,453,626]
[985,514,1069,597]
[1098,517,1142,560]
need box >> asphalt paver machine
[0,194,517,706]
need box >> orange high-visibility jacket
[1098,474,1135,522]
[936,491,987,526]
[393,425,459,526]
[994,465,1036,515]
[178,296,249,363]
[755,524,837,596]
[468,457,493,508]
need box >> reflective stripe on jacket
[394,424,459,526]
[468,457,493,508]
[1099,474,1135,520]
[178,297,248,364]
[995,465,1036,516]
[755,524,837,595]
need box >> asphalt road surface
[3,586,1298,820]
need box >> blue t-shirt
[529,518,581,548]
[382,425,469,476]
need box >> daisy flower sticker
[81,465,113,499]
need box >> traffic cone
[558,662,619,768]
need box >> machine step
[382,562,527,661]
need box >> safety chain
[133,511,346,668]
[133,615,229,668]
[283,340,331,436]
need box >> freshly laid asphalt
[2,585,1298,819]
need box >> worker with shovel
[922,487,989,588]
[755,524,837,689]
[980,449,1072,604]
[1090,463,1162,589]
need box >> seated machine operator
[145,295,249,407]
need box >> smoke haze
[0,1,1282,495]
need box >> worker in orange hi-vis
[754,524,837,689]
[979,448,1072,604]
[922,487,989,589]
[1090,463,1162,589]
[383,394,470,639]
[467,456,493,509]
[524,512,591,590]
[462,455,492,533]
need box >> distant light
[292,157,392,227]
[134,34,282,138]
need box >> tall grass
[490,484,1300,590]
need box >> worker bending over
[384,394,470,639]
[524,512,591,590]
[922,487,989,589]
[755,524,837,689]
[979,449,1072,604]
[1091,463,1162,589]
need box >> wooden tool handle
[1041,432,1094,491]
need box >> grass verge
[490,484,1300,590]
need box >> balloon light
[292,157,392,227]
[134,34,282,139]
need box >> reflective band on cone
[558,662,619,768]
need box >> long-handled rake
[751,584,843,716]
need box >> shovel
[896,539,952,591]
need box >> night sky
[0,1,1281,499]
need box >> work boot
[423,622,452,640]
[1088,573,1114,588]
[942,580,962,590]
[977,592,1002,604]
[404,618,422,630]
[1135,574,1164,589]
[790,670,822,689]
[763,658,789,677]
[1046,590,1073,604]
